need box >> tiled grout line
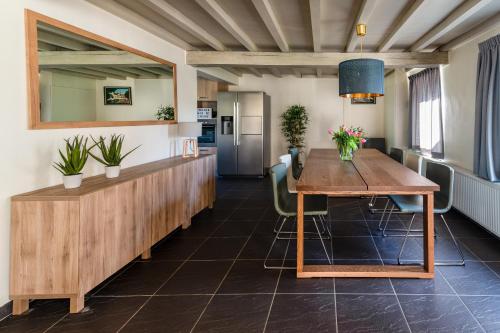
[90,292,500,297]
[188,192,261,333]
[459,241,500,280]
[358,200,413,333]
[328,209,339,333]
[114,194,249,333]
[90,261,138,296]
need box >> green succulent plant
[89,134,140,167]
[53,135,90,176]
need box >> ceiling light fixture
[339,23,384,98]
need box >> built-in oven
[197,119,217,147]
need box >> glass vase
[338,144,353,161]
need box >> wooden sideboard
[10,154,216,315]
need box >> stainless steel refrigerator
[217,92,270,176]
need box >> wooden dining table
[296,148,440,279]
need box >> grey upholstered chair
[288,147,302,180]
[381,161,464,266]
[265,163,331,269]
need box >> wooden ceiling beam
[270,68,282,78]
[345,0,379,52]
[38,24,116,51]
[252,0,289,52]
[186,51,448,68]
[410,0,490,51]
[38,50,159,66]
[87,66,140,78]
[142,0,226,51]
[292,68,302,78]
[309,0,321,52]
[112,67,157,78]
[316,68,322,78]
[223,67,243,77]
[440,12,500,51]
[38,31,89,51]
[247,68,263,77]
[44,68,105,80]
[85,0,194,50]
[378,0,426,52]
[196,0,258,51]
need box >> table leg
[297,192,304,276]
[423,193,435,273]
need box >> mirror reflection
[37,22,175,123]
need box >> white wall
[384,69,409,152]
[442,27,500,171]
[0,0,197,307]
[229,75,384,164]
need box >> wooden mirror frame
[25,10,178,129]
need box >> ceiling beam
[38,41,57,51]
[440,12,500,51]
[377,0,426,52]
[85,0,193,50]
[247,68,263,77]
[223,67,243,77]
[309,0,321,52]
[345,0,378,52]
[38,51,159,67]
[292,68,302,78]
[197,67,240,85]
[252,0,289,52]
[270,68,282,78]
[186,51,448,68]
[49,67,108,79]
[78,67,127,79]
[38,24,116,51]
[112,67,157,78]
[410,0,490,51]
[316,68,322,78]
[196,0,258,51]
[141,0,226,51]
[44,68,106,80]
[38,31,89,51]
[138,67,169,76]
[87,66,140,78]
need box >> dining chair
[381,161,465,266]
[369,147,405,213]
[264,163,331,269]
[280,154,297,194]
[288,147,302,180]
[405,152,423,175]
[361,137,386,154]
[279,154,292,168]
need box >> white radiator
[453,167,500,238]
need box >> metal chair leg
[264,216,295,270]
[382,204,396,236]
[313,217,332,264]
[377,199,390,230]
[397,214,415,264]
[438,214,465,266]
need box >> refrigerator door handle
[233,102,236,146]
[236,102,240,146]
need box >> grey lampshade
[339,58,384,98]
[178,122,202,137]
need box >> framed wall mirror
[25,10,177,129]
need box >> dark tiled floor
[2,177,500,332]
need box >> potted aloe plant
[90,134,140,178]
[53,135,90,189]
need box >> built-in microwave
[197,119,217,147]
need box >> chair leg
[264,216,295,270]
[377,199,390,230]
[397,214,415,265]
[313,217,332,264]
[382,204,396,236]
[438,214,465,266]
[368,195,376,208]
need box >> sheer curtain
[474,34,500,182]
[408,68,444,158]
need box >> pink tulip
[328,128,333,135]
[361,138,367,143]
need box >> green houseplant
[280,104,309,148]
[155,105,175,121]
[89,134,140,178]
[53,135,90,189]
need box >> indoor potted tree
[155,105,175,120]
[90,134,140,178]
[53,135,90,189]
[280,104,309,148]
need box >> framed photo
[351,97,376,104]
[104,86,132,105]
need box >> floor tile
[277,269,334,294]
[460,237,500,261]
[158,261,232,295]
[391,270,454,295]
[335,278,393,294]
[399,295,482,332]
[238,233,289,260]
[331,220,371,236]
[212,221,257,237]
[193,295,272,333]
[0,300,67,333]
[175,220,223,239]
[228,208,266,221]
[49,297,147,333]
[95,261,180,296]
[336,294,410,332]
[121,296,211,333]
[191,238,247,260]
[265,294,336,332]
[438,261,500,295]
[461,296,500,332]
[151,237,205,261]
[218,260,279,294]
[192,207,235,222]
[331,237,380,260]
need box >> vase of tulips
[329,126,367,161]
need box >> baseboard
[0,301,12,321]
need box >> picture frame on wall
[104,86,132,105]
[351,97,376,104]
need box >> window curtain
[474,34,500,182]
[408,68,444,158]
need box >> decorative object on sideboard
[280,104,309,149]
[155,105,175,120]
[53,135,90,189]
[89,134,141,178]
[178,122,202,158]
[329,125,367,161]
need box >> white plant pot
[105,165,121,178]
[63,174,83,189]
